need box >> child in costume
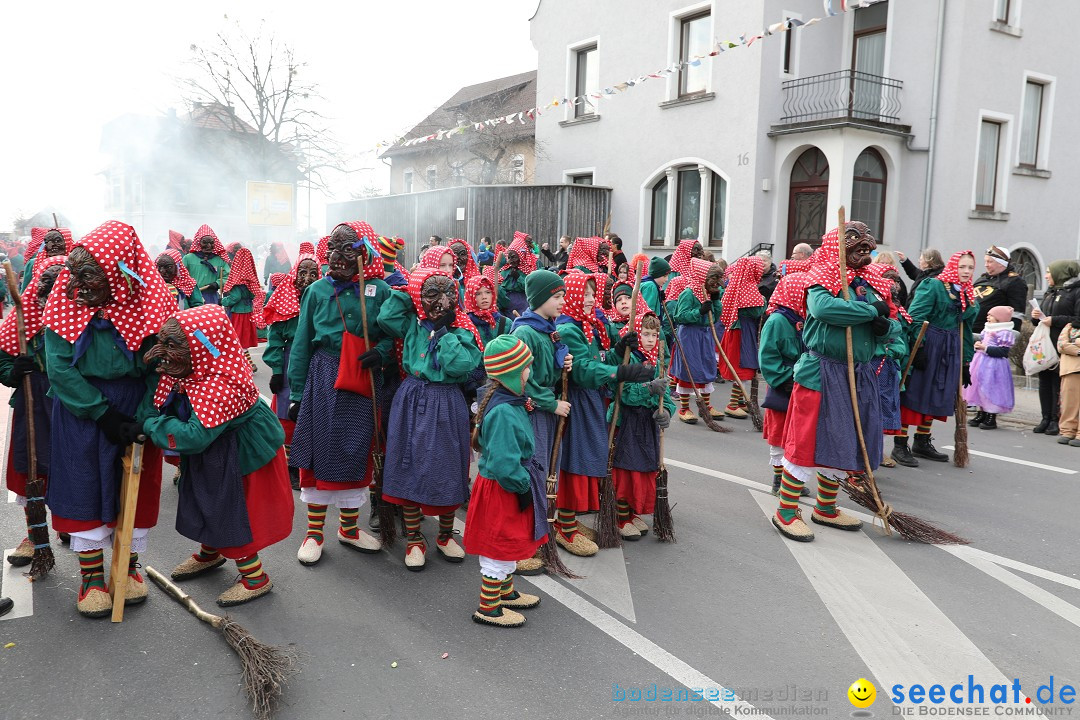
[497,232,538,318]
[554,272,653,556]
[141,306,293,606]
[669,258,725,423]
[288,222,389,566]
[966,305,1018,430]
[610,310,674,539]
[466,275,510,345]
[875,267,910,468]
[463,336,546,627]
[221,247,266,373]
[42,220,170,618]
[156,250,204,309]
[262,251,321,490]
[639,257,671,342]
[0,255,65,567]
[183,225,230,305]
[567,236,608,275]
[378,267,483,571]
[718,256,765,419]
[608,282,635,336]
[509,270,572,574]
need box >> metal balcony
[774,70,906,133]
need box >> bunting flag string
[374,0,884,152]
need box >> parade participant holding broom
[464,336,546,627]
[717,256,766,419]
[896,251,978,465]
[42,220,171,617]
[773,222,898,542]
[669,259,725,423]
[221,247,266,373]
[183,225,230,305]
[262,251,320,490]
[0,254,65,571]
[288,222,389,566]
[378,267,483,571]
[140,306,293,606]
[156,250,204,309]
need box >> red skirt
[4,436,39,498]
[218,449,294,559]
[382,494,459,516]
[900,407,946,427]
[230,312,258,349]
[299,439,373,492]
[782,384,822,469]
[463,475,547,561]
[719,328,755,381]
[270,396,295,445]
[53,443,164,533]
[612,468,655,515]
[762,408,787,447]
[556,471,600,512]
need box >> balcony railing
[779,70,903,126]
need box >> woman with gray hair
[898,247,945,298]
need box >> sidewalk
[1000,384,1040,428]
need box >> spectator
[791,243,813,261]
[607,234,628,273]
[972,245,1028,332]
[1031,260,1080,435]
[897,248,945,299]
[476,237,494,267]
[873,251,908,307]
[429,235,443,247]
[541,235,570,271]
[757,250,779,300]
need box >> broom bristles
[221,618,298,720]
[23,478,54,580]
[838,477,969,545]
[539,533,583,579]
[651,467,676,543]
[695,396,731,433]
[596,476,621,549]
[749,378,763,431]
[953,392,969,468]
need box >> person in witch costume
[22,227,73,292]
[758,271,812,496]
[42,220,170,618]
[608,282,636,336]
[664,238,704,284]
[892,250,978,466]
[1,255,66,567]
[182,225,230,305]
[139,306,292,606]
[464,336,546,627]
[288,222,389,566]
[466,275,510,346]
[639,256,671,343]
[774,222,899,542]
[156,250,204,309]
[669,258,725,423]
[717,256,766,419]
[497,232,538,318]
[315,235,331,276]
[262,252,321,490]
[609,310,674,540]
[555,272,653,556]
[378,267,483,571]
[567,236,609,275]
[509,269,573,575]
[448,238,480,290]
[220,247,266,373]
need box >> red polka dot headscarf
[420,245,455,273]
[25,227,73,261]
[619,309,660,366]
[189,224,228,261]
[42,220,176,351]
[299,241,315,256]
[568,236,603,273]
[0,254,68,355]
[936,250,977,310]
[767,271,812,318]
[807,224,897,317]
[664,275,689,306]
[686,258,716,304]
[160,249,197,299]
[152,305,259,429]
[669,239,699,276]
[263,252,320,325]
[167,229,186,253]
[222,247,266,328]
[448,238,480,282]
[332,221,383,280]
[406,267,482,348]
[561,271,609,349]
[507,233,538,275]
[315,236,329,267]
[465,275,498,328]
[720,256,765,329]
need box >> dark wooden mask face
[65,247,112,308]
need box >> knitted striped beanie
[483,335,534,395]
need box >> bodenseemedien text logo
[890,676,1075,715]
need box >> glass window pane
[680,13,710,96]
[576,47,598,117]
[676,169,702,240]
[852,179,883,234]
[854,149,885,179]
[1019,82,1042,166]
[995,0,1010,22]
[976,121,1000,207]
[854,1,888,31]
[651,177,668,245]
[710,174,726,247]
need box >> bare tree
[180,21,343,191]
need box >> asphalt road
[1,357,1078,720]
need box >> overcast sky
[1,1,539,235]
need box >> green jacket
[558,321,620,391]
[496,269,527,314]
[0,334,46,408]
[143,399,284,475]
[512,323,561,413]
[264,316,298,376]
[758,312,803,390]
[170,284,205,310]
[221,285,253,313]
[906,279,979,363]
[182,253,229,291]
[476,400,533,494]
[606,358,675,424]
[670,287,723,327]
[377,291,481,383]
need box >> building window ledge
[989,21,1022,37]
[968,209,1011,221]
[558,114,600,128]
[659,92,716,110]
[1013,166,1051,179]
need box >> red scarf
[189,224,228,261]
[568,236,603,273]
[507,234,538,275]
[0,254,68,355]
[936,250,977,310]
[222,247,266,328]
[806,226,897,316]
[720,256,765,329]
[767,271,812,318]
[562,271,609,349]
[620,310,660,366]
[162,249,198,299]
[686,258,715,303]
[669,239,698,276]
[465,275,498,329]
[333,221,384,280]
[406,268,482,348]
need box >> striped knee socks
[196,544,220,562]
[555,508,577,538]
[678,392,690,412]
[78,549,106,593]
[306,504,327,543]
[777,469,805,522]
[128,551,140,578]
[478,575,502,615]
[616,498,632,525]
[237,554,269,590]
[814,473,840,516]
[339,507,360,540]
[915,420,933,437]
[437,513,455,542]
[403,505,424,544]
[501,576,522,601]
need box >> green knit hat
[483,335,534,395]
[525,269,565,310]
[649,256,671,278]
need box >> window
[425,165,438,189]
[575,45,598,118]
[995,0,1011,23]
[1019,80,1044,167]
[679,11,710,97]
[782,17,797,75]
[173,179,189,207]
[511,154,525,184]
[403,170,414,194]
[1011,247,1040,297]
[650,176,668,246]
[851,149,887,242]
[710,177,726,247]
[570,173,594,186]
[975,120,1002,210]
[675,168,702,240]
[649,164,727,247]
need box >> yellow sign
[848,678,877,708]
[246,181,294,226]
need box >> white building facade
[530,0,1080,293]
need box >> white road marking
[563,514,635,623]
[0,548,34,622]
[940,445,1076,475]
[749,491,1026,707]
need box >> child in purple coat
[965,305,1018,429]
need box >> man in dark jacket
[541,235,570,271]
[1030,260,1080,435]
[972,245,1028,332]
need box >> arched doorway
[787,147,829,257]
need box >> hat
[987,305,1014,324]
[525,269,565,309]
[986,245,1010,268]
[612,282,633,301]
[483,335,534,395]
[378,235,405,274]
[649,256,670,278]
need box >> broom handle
[607,259,646,450]
[146,566,225,627]
[2,262,36,497]
[900,320,930,389]
[707,310,752,407]
[657,324,667,470]
[356,253,382,455]
[547,369,570,520]
[110,443,144,622]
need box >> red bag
[333,295,373,398]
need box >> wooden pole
[110,443,144,622]
[899,320,930,389]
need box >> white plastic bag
[1023,323,1059,375]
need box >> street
[1,351,1078,720]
